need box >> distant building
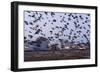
[26,37,50,51]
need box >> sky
[24,11,90,45]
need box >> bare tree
[50,44,60,54]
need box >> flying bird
[35,29,42,34]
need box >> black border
[11,1,98,72]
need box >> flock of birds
[24,11,90,49]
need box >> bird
[32,15,35,17]
[24,21,28,25]
[50,31,53,34]
[51,12,55,17]
[79,15,83,20]
[26,11,31,13]
[53,19,56,22]
[28,35,33,38]
[24,37,26,39]
[29,22,33,25]
[64,25,68,29]
[44,12,48,15]
[29,31,32,33]
[35,29,42,34]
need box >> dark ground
[24,49,90,62]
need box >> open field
[24,49,90,62]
